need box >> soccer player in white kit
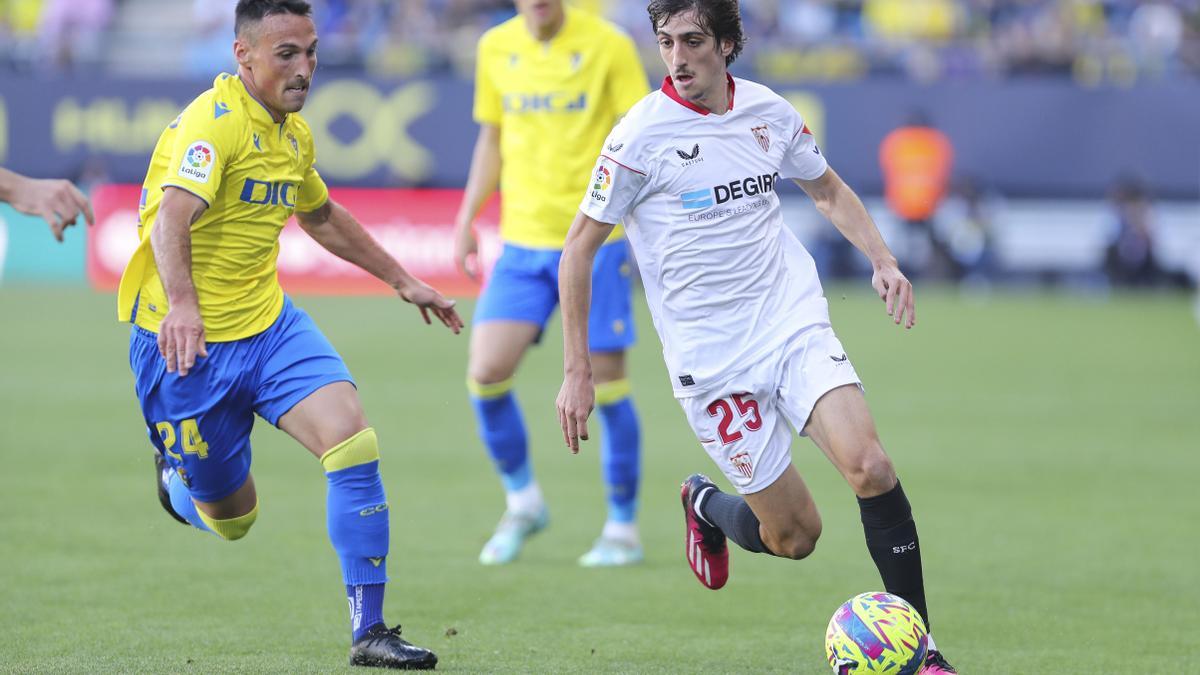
[554,2,956,673]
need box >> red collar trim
[660,74,736,116]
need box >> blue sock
[326,460,390,587]
[167,469,212,533]
[469,388,531,490]
[322,429,391,642]
[347,583,386,642]
[598,396,641,523]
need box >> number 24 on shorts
[155,418,210,461]
[707,393,762,445]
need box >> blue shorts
[474,241,636,352]
[129,296,353,502]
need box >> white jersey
[580,75,831,397]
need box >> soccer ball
[824,592,928,674]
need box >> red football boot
[680,474,729,590]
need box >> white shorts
[678,326,862,494]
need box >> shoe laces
[924,650,956,673]
[364,623,412,647]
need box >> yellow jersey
[117,73,329,341]
[474,8,648,248]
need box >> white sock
[925,634,938,653]
[601,520,639,545]
[506,481,544,515]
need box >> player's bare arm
[452,123,501,280]
[797,167,915,329]
[296,199,463,333]
[0,167,95,242]
[555,210,616,454]
[151,186,210,376]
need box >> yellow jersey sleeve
[473,33,502,126]
[159,94,243,206]
[605,32,650,118]
[295,123,329,212]
[296,165,329,212]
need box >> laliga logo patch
[179,141,215,183]
[593,165,612,191]
[185,144,212,169]
[590,164,613,202]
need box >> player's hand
[453,222,480,281]
[556,371,594,454]
[871,258,916,329]
[158,302,208,376]
[397,278,464,334]
[9,176,95,242]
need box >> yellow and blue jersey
[474,8,648,248]
[117,72,330,342]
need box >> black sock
[698,488,769,554]
[858,480,930,630]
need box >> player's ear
[719,37,734,61]
[233,37,251,67]
[233,25,256,67]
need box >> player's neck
[237,68,286,123]
[695,76,732,115]
[523,11,565,42]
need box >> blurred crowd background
[3,0,1199,82]
[0,0,1197,293]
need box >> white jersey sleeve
[579,124,651,225]
[779,108,828,181]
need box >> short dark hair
[235,0,313,37]
[647,0,745,66]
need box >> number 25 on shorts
[706,393,762,445]
[155,418,210,461]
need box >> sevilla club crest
[750,124,770,153]
[730,451,754,479]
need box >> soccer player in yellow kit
[454,0,650,567]
[120,1,460,668]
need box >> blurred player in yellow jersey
[453,0,649,567]
[119,1,459,668]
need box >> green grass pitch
[1,287,1197,673]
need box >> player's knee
[322,416,369,453]
[199,502,259,541]
[467,341,523,388]
[466,369,516,400]
[764,517,822,560]
[319,395,369,450]
[784,538,818,561]
[590,352,627,384]
[845,443,896,497]
[467,360,516,389]
[771,527,820,560]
